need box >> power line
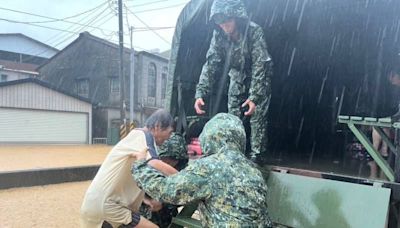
[108,37,152,51]
[2,1,178,59]
[0,15,173,37]
[0,18,78,34]
[125,2,132,30]
[127,0,188,8]
[0,1,183,37]
[131,26,175,31]
[43,4,111,45]
[3,1,108,24]
[124,4,170,45]
[127,0,170,8]
[120,20,176,32]
[131,1,188,14]
[17,3,111,59]
[122,19,175,31]
[88,12,116,37]
[0,2,115,33]
[23,6,113,60]
[44,6,112,48]
[50,7,113,49]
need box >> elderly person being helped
[133,113,273,227]
[140,131,189,227]
[80,109,177,228]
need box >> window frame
[161,67,168,99]
[109,77,120,93]
[147,62,157,98]
[1,74,8,82]
[76,78,89,97]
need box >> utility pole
[118,0,126,126]
[129,26,135,126]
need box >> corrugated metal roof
[0,59,39,74]
[0,78,92,104]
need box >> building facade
[39,32,168,138]
[0,33,58,82]
[134,51,169,124]
[0,60,39,82]
[0,78,92,144]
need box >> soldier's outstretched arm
[195,30,225,100]
[132,160,212,205]
[248,26,273,106]
[147,159,178,176]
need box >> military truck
[166,0,400,227]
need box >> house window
[148,63,157,97]
[110,77,120,93]
[161,67,168,99]
[1,74,8,82]
[76,78,89,97]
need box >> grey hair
[145,109,174,130]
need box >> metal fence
[93,137,107,144]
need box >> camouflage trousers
[228,91,269,158]
[140,203,178,228]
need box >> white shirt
[80,130,155,228]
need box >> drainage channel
[0,165,100,189]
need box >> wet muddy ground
[0,181,90,228]
[0,145,111,171]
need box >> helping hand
[143,198,163,212]
[194,98,206,115]
[241,99,256,116]
[130,147,149,160]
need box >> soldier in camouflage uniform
[158,132,189,171]
[194,0,273,162]
[133,113,273,227]
[140,132,189,227]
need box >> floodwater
[0,181,90,228]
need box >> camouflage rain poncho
[157,132,188,161]
[132,113,272,227]
[195,0,273,158]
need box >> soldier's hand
[131,147,148,160]
[242,99,256,116]
[150,199,163,212]
[148,159,178,176]
[194,98,206,115]
[143,198,163,212]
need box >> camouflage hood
[158,132,188,160]
[199,113,246,156]
[210,0,248,23]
